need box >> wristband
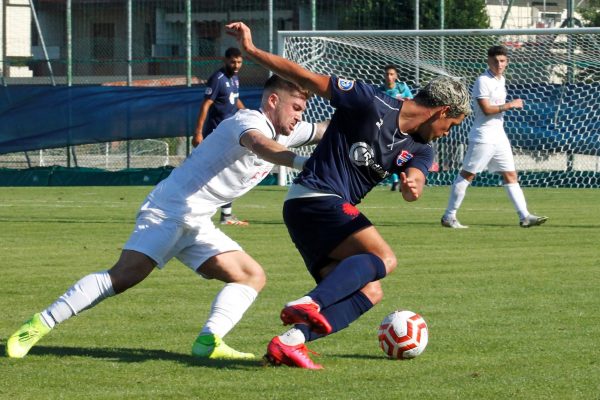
[292,155,309,170]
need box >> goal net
[278,27,600,188]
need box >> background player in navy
[228,21,471,369]
[193,47,247,225]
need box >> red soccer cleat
[280,298,333,335]
[264,336,323,370]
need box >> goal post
[277,27,600,188]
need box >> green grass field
[1,185,598,399]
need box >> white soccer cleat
[520,214,548,228]
[441,217,468,229]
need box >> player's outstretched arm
[240,130,306,169]
[226,22,331,100]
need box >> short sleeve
[236,111,274,144]
[472,76,489,100]
[284,121,316,148]
[329,76,376,110]
[204,73,221,101]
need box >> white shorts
[462,138,516,174]
[123,209,243,274]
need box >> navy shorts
[283,196,372,282]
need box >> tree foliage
[338,0,489,30]
[577,0,600,27]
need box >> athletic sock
[278,327,306,346]
[42,270,115,327]
[199,283,257,338]
[504,182,529,220]
[221,203,233,216]
[444,175,470,219]
[297,290,374,341]
[307,253,385,309]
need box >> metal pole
[186,0,192,86]
[440,0,445,69]
[268,0,273,54]
[126,0,133,169]
[66,0,72,86]
[127,0,132,86]
[66,0,72,167]
[29,0,55,85]
[415,0,420,87]
[500,0,515,29]
[311,0,316,30]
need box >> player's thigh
[329,225,396,274]
[123,210,187,269]
[462,142,495,174]
[488,139,516,174]
[176,222,243,276]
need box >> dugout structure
[277,27,600,188]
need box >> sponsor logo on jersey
[205,87,213,95]
[396,150,414,166]
[349,142,389,179]
[337,78,355,91]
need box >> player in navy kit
[228,21,471,369]
[194,47,247,225]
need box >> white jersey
[143,109,316,227]
[469,69,507,144]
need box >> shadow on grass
[1,340,264,370]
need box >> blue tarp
[1,83,598,155]
[0,85,263,154]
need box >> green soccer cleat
[191,334,255,360]
[6,313,52,358]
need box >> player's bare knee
[361,281,383,305]
[242,264,266,292]
[109,252,154,294]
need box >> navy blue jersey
[296,76,434,205]
[203,67,241,137]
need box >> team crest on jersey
[337,78,355,91]
[396,150,414,166]
[205,87,213,95]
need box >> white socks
[40,271,115,328]
[221,205,232,215]
[200,283,257,338]
[278,328,306,346]
[444,175,471,219]
[504,182,529,220]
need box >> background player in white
[6,75,327,360]
[441,45,547,228]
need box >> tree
[338,0,489,30]
[577,0,600,27]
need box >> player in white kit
[441,45,547,228]
[6,75,327,360]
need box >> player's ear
[267,92,279,109]
[438,105,450,118]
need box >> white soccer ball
[378,310,428,359]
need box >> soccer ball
[378,310,428,359]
